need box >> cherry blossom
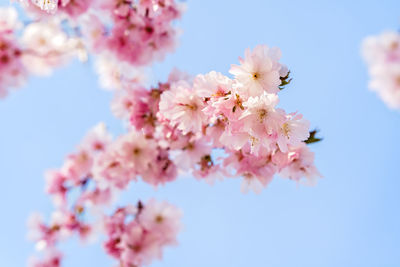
[28,250,62,267]
[229,45,288,96]
[0,7,27,98]
[24,25,321,266]
[1,0,184,98]
[362,31,400,109]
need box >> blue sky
[1,0,400,266]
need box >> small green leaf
[305,129,323,144]
[279,71,292,90]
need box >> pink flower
[115,130,158,174]
[276,113,310,153]
[0,7,21,32]
[95,53,148,90]
[111,86,139,120]
[141,148,178,187]
[192,154,225,184]
[369,63,400,109]
[21,20,73,76]
[27,211,72,250]
[224,146,277,194]
[279,144,322,185]
[29,0,58,14]
[193,71,233,98]
[92,150,133,190]
[29,250,62,267]
[158,80,207,134]
[58,0,93,18]
[138,199,182,241]
[79,122,112,154]
[173,137,212,170]
[61,149,93,185]
[120,222,159,266]
[362,31,400,65]
[238,94,285,153]
[45,170,68,207]
[103,200,182,267]
[77,187,113,207]
[0,34,27,98]
[79,14,107,52]
[229,45,287,95]
[103,206,136,259]
[128,86,162,136]
[362,31,400,109]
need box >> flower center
[396,75,400,86]
[184,103,198,111]
[155,215,164,223]
[282,123,290,137]
[390,41,399,50]
[133,147,141,155]
[258,109,267,121]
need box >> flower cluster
[0,7,84,98]
[112,45,321,193]
[23,0,184,68]
[28,121,182,267]
[28,44,321,266]
[28,200,181,267]
[1,0,183,98]
[362,31,400,109]
[104,201,181,267]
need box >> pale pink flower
[78,14,106,52]
[28,250,62,267]
[141,148,178,186]
[77,187,113,207]
[0,34,27,98]
[224,146,276,194]
[111,86,139,120]
[44,170,68,207]
[120,222,160,266]
[95,53,148,90]
[193,71,233,98]
[21,20,72,76]
[158,80,207,134]
[117,200,181,267]
[27,211,72,250]
[167,67,193,84]
[155,123,192,150]
[362,31,400,64]
[362,31,400,109]
[79,122,112,154]
[173,137,212,170]
[192,154,225,184]
[0,7,21,32]
[19,0,56,17]
[279,144,322,185]
[58,0,93,18]
[92,150,133,190]
[238,94,285,153]
[115,131,158,174]
[369,63,400,109]
[61,149,93,185]
[31,0,58,14]
[276,113,310,153]
[138,199,182,241]
[229,45,287,95]
[103,206,137,259]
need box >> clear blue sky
[1,0,400,266]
